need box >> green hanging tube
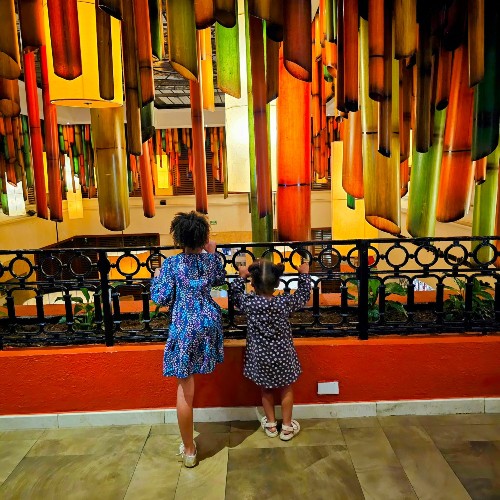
[149,0,164,60]
[215,17,241,98]
[471,0,500,161]
[407,109,447,237]
[471,143,500,264]
[245,2,272,243]
[141,101,155,143]
[21,115,33,188]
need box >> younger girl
[151,211,225,467]
[230,259,310,440]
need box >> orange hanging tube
[343,110,364,199]
[200,28,215,111]
[277,47,311,241]
[190,32,209,214]
[343,0,359,111]
[134,0,155,105]
[46,0,82,80]
[40,46,63,222]
[139,141,155,218]
[23,51,48,219]
[368,0,384,101]
[436,45,475,222]
[283,0,312,81]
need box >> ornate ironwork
[1,236,500,349]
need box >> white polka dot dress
[230,274,311,389]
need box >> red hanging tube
[23,51,48,219]
[139,140,155,217]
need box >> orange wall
[1,336,500,415]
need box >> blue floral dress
[150,253,225,378]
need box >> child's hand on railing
[298,262,309,274]
[238,266,250,279]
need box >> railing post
[357,240,369,340]
[97,250,114,346]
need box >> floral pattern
[230,274,311,389]
[151,253,225,378]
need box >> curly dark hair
[248,259,285,295]
[170,211,210,249]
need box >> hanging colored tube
[90,107,130,230]
[399,60,411,162]
[360,17,400,235]
[215,16,241,98]
[342,110,363,199]
[95,4,115,101]
[436,45,475,222]
[190,32,209,214]
[442,0,467,51]
[141,101,155,143]
[244,3,272,242]
[471,0,500,161]
[415,14,433,153]
[214,0,237,28]
[23,51,48,219]
[195,0,215,29]
[336,0,346,111]
[166,0,198,80]
[468,0,484,87]
[435,46,452,111]
[249,15,272,218]
[249,0,284,42]
[21,116,34,188]
[474,157,487,184]
[18,0,46,50]
[40,45,63,222]
[368,0,384,101]
[343,0,358,111]
[135,0,155,105]
[98,0,123,20]
[200,28,215,111]
[46,0,82,80]
[394,0,416,59]
[472,144,499,264]
[149,0,164,60]
[122,0,142,155]
[0,0,21,79]
[378,3,393,157]
[138,140,155,218]
[283,0,312,82]
[266,37,279,103]
[407,110,447,237]
[0,79,20,117]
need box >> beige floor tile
[226,445,364,500]
[230,420,261,433]
[125,435,182,500]
[41,425,151,440]
[0,430,45,441]
[229,426,346,450]
[174,433,229,500]
[425,424,500,451]
[383,425,471,500]
[194,422,230,434]
[418,413,500,426]
[27,433,148,457]
[0,453,140,499]
[378,415,421,427]
[338,417,380,429]
[150,423,182,435]
[297,418,342,430]
[0,440,37,484]
[342,426,418,499]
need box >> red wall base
[1,336,500,415]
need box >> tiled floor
[1,413,500,499]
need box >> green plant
[56,288,95,329]
[348,279,407,321]
[443,277,494,321]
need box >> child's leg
[261,387,277,431]
[177,375,196,455]
[281,384,294,430]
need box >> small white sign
[317,381,340,395]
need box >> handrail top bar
[1,235,500,255]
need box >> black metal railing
[1,236,500,348]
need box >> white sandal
[280,419,300,441]
[260,416,278,438]
[177,443,198,468]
